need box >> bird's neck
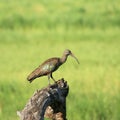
[60,54,68,64]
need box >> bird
[27,49,79,84]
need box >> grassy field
[0,0,120,120]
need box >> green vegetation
[0,0,120,120]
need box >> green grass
[0,0,120,120]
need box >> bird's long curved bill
[71,53,80,64]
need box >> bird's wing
[39,57,60,73]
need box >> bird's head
[64,49,80,64]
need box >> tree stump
[17,78,69,120]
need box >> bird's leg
[48,74,51,85]
[50,73,56,83]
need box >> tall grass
[0,0,120,29]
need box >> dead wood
[17,78,69,120]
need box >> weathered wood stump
[17,78,69,120]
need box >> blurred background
[0,0,120,120]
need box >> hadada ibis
[27,49,79,84]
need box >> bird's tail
[27,75,35,83]
[27,67,42,83]
[27,71,38,83]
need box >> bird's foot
[54,80,57,83]
[52,79,57,83]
